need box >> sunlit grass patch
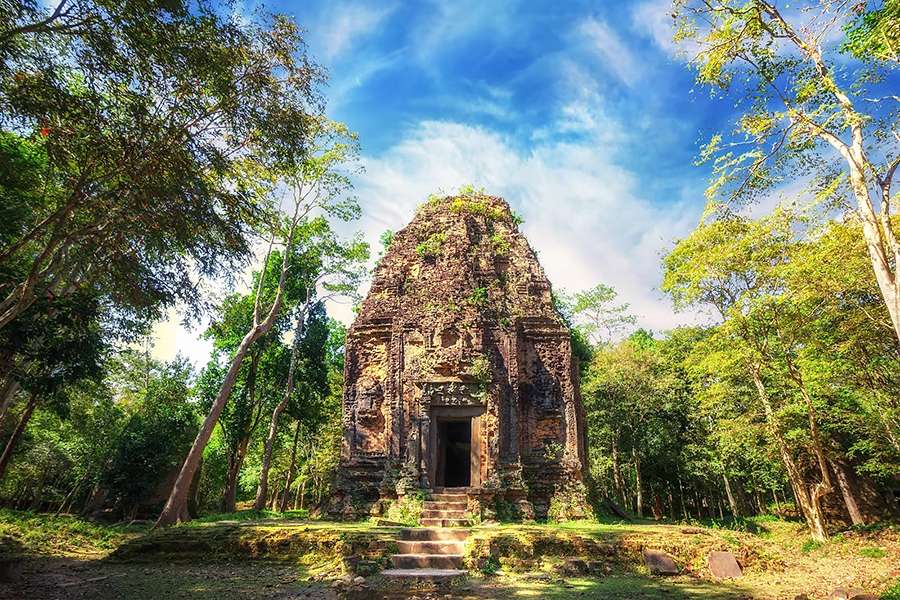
[800,538,823,553]
[858,546,886,558]
[183,509,309,527]
[0,509,148,557]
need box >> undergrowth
[183,508,309,527]
[0,509,148,556]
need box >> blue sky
[154,0,747,363]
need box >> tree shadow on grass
[358,573,753,600]
[470,573,751,600]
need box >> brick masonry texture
[329,194,590,520]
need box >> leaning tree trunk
[722,472,740,517]
[278,421,302,512]
[830,458,865,526]
[0,393,37,480]
[783,354,834,536]
[223,436,250,513]
[0,378,20,431]
[777,16,900,344]
[253,301,308,511]
[845,142,900,344]
[750,364,829,541]
[156,221,299,528]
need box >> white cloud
[349,120,703,335]
[578,18,641,87]
[150,307,213,367]
[409,0,521,64]
[150,113,706,366]
[318,3,396,61]
[631,0,681,56]
[545,60,625,143]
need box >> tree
[155,119,368,527]
[583,334,678,518]
[0,288,106,480]
[557,284,636,347]
[252,257,362,512]
[0,0,325,335]
[674,0,900,341]
[102,357,197,519]
[251,123,369,512]
[663,209,855,539]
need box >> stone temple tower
[329,193,590,521]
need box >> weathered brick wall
[330,194,589,520]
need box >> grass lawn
[0,509,897,599]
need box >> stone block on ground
[708,550,742,579]
[642,549,678,575]
[831,589,873,600]
[554,558,588,576]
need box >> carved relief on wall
[420,381,483,408]
[353,376,387,455]
[350,333,389,456]
[521,339,564,416]
[403,330,426,369]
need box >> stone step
[397,540,466,555]
[399,528,469,541]
[391,554,464,569]
[421,509,467,519]
[423,500,467,510]
[429,493,468,502]
[420,518,472,528]
[381,568,467,581]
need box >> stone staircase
[420,488,472,527]
[382,528,469,580]
[382,489,472,582]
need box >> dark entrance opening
[436,419,471,488]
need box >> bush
[859,547,887,558]
[480,555,501,575]
[801,538,823,553]
[416,232,447,259]
[881,580,900,600]
[384,491,424,526]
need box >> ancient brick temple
[329,193,590,521]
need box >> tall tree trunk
[254,301,308,511]
[722,472,739,517]
[782,354,834,533]
[279,420,302,512]
[677,471,689,520]
[631,446,643,519]
[156,215,301,528]
[0,379,20,431]
[750,364,829,541]
[222,347,262,514]
[768,7,900,343]
[297,474,306,510]
[222,436,250,513]
[611,431,627,508]
[846,152,900,343]
[0,393,37,479]
[830,458,865,526]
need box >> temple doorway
[435,418,471,488]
